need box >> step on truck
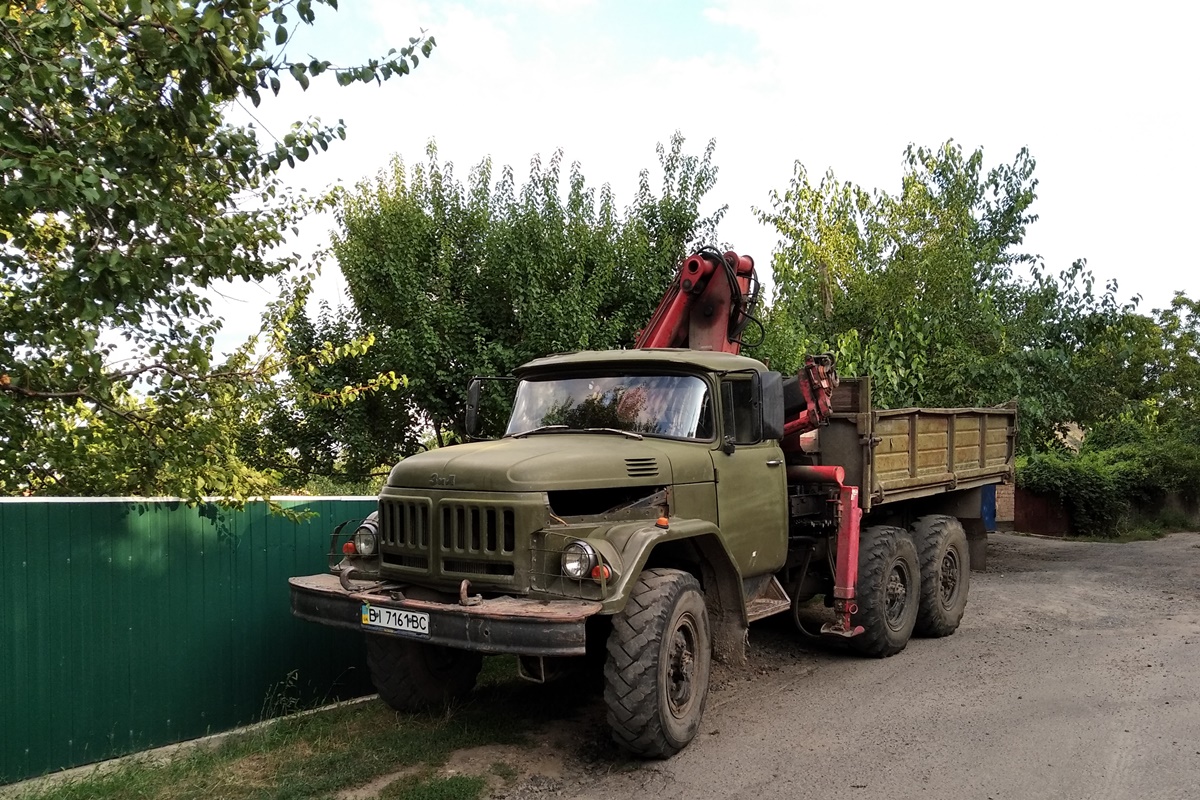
[290,248,1016,757]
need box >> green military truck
[290,249,1015,757]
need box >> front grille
[379,495,522,583]
[442,558,516,576]
[382,553,429,569]
[440,504,515,554]
[625,457,659,478]
[379,499,430,548]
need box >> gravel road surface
[502,532,1200,800]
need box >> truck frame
[290,249,1015,757]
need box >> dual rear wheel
[850,516,970,657]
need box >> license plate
[361,603,430,637]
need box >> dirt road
[502,532,1200,800]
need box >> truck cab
[374,349,787,606]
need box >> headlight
[353,526,377,557]
[561,540,598,580]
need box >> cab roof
[517,348,769,375]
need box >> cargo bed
[818,378,1016,512]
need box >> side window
[721,379,761,444]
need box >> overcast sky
[214,0,1198,352]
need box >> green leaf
[0,5,436,502]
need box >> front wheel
[603,568,712,758]
[365,635,482,712]
[851,526,920,658]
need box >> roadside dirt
[487,532,1200,800]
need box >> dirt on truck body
[289,248,1016,758]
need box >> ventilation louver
[625,457,659,478]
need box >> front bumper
[289,574,602,657]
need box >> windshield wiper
[509,425,644,440]
[584,427,644,440]
[509,425,570,439]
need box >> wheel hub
[667,613,697,717]
[886,563,910,627]
[939,550,960,604]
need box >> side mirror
[465,378,482,438]
[760,371,785,441]
[748,371,764,442]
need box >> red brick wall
[995,484,1015,522]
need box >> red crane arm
[636,249,838,442]
[635,249,757,354]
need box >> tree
[0,0,433,499]
[756,141,1135,449]
[245,134,724,486]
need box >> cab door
[711,376,788,577]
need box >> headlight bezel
[560,540,598,580]
[352,524,378,557]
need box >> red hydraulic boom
[637,248,861,638]
[636,249,758,354]
[636,248,837,442]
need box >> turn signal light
[655,516,669,529]
[591,564,611,581]
[342,541,357,555]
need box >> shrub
[1018,417,1200,537]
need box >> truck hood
[387,435,715,492]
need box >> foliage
[1017,450,1144,537]
[248,134,723,486]
[1015,292,1200,537]
[0,0,433,501]
[756,141,1138,448]
[1018,414,1200,537]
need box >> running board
[745,576,792,623]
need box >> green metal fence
[0,497,378,784]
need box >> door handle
[766,459,782,467]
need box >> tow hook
[338,564,359,592]
[459,579,482,606]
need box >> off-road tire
[603,568,712,758]
[850,526,920,658]
[365,635,482,712]
[911,515,970,637]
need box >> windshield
[505,374,713,440]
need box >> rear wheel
[912,515,970,637]
[365,635,482,712]
[851,526,920,658]
[604,568,712,758]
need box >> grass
[488,762,518,783]
[14,657,590,800]
[1068,527,1170,543]
[378,774,488,800]
[1046,509,1198,543]
[1084,508,1197,542]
